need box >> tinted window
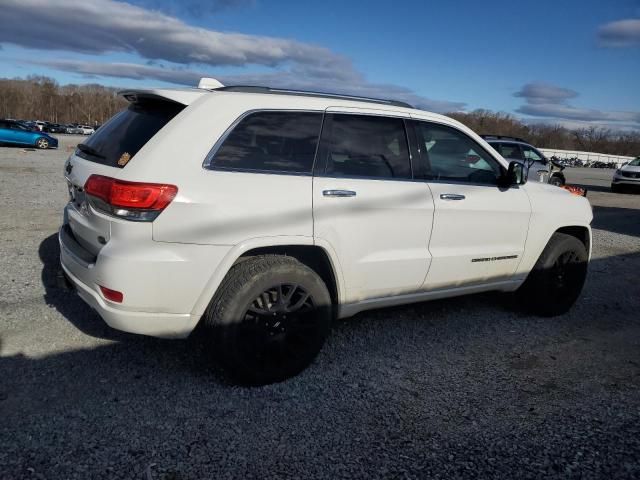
[499,143,524,160]
[414,122,501,185]
[75,100,184,167]
[321,114,411,179]
[488,142,502,155]
[212,111,323,173]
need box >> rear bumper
[59,221,230,339]
[61,260,196,338]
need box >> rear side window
[320,114,411,179]
[488,142,501,155]
[75,100,184,167]
[499,143,524,160]
[211,111,323,173]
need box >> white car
[65,125,84,134]
[79,125,95,135]
[60,79,593,384]
[611,157,640,192]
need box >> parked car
[65,124,84,134]
[78,125,95,135]
[20,121,39,131]
[60,80,593,385]
[611,157,640,192]
[44,123,67,134]
[483,136,566,186]
[0,119,58,149]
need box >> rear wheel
[517,233,588,317]
[35,137,49,149]
[204,255,332,385]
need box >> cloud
[133,0,256,16]
[514,83,578,105]
[0,0,352,78]
[1,0,466,113]
[26,59,466,113]
[597,18,640,47]
[514,82,640,127]
[517,104,640,124]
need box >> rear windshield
[75,100,184,167]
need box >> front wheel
[35,137,49,149]
[204,255,332,385]
[549,175,564,187]
[517,233,588,317]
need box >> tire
[517,233,588,317]
[35,137,49,149]
[204,255,332,385]
[549,175,564,187]
[611,183,623,193]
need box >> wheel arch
[236,245,340,308]
[555,225,591,255]
[190,237,345,319]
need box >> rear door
[411,120,531,289]
[313,111,434,303]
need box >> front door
[313,112,434,303]
[410,120,531,290]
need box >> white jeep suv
[60,79,593,384]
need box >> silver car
[483,136,566,187]
[611,157,640,192]
[65,125,84,134]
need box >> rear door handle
[440,193,465,201]
[323,189,357,197]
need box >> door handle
[440,193,465,201]
[323,189,357,197]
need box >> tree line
[0,76,127,125]
[448,110,640,157]
[0,76,638,156]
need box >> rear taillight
[84,175,177,222]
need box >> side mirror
[499,161,527,187]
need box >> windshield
[75,99,184,167]
[627,158,640,167]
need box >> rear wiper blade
[77,143,105,159]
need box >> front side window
[413,122,502,185]
[320,114,411,179]
[212,111,323,173]
[521,145,545,162]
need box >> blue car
[0,119,58,149]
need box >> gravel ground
[1,140,639,479]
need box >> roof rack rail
[212,85,414,109]
[481,134,527,143]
